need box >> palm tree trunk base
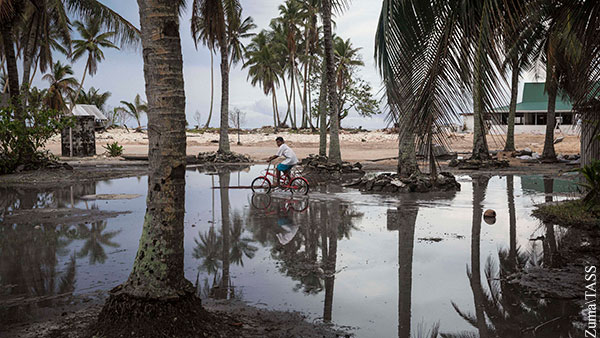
[95,291,236,337]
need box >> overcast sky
[29,1,542,129]
[29,0,388,129]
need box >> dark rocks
[355,172,461,193]
[197,151,252,164]
[300,154,365,184]
[449,158,510,170]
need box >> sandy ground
[46,129,581,163]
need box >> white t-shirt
[276,143,298,165]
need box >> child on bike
[267,137,298,187]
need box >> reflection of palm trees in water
[448,176,582,338]
[246,197,361,321]
[75,220,121,264]
[0,223,77,324]
[387,204,418,338]
[193,171,257,300]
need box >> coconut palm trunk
[319,62,328,157]
[581,113,600,167]
[541,57,557,161]
[204,51,214,129]
[397,115,419,177]
[98,0,191,315]
[218,36,231,153]
[322,0,341,164]
[71,61,90,109]
[1,28,20,106]
[504,56,519,152]
[21,28,37,90]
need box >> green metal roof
[494,82,573,112]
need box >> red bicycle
[251,161,309,195]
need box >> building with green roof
[463,82,579,135]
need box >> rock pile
[448,158,510,170]
[196,151,252,164]
[300,154,365,184]
[351,172,460,193]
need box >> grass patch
[532,199,600,229]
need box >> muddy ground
[0,160,592,337]
[4,297,351,338]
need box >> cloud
[29,0,388,129]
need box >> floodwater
[0,166,586,337]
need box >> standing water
[0,166,584,337]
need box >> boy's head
[276,137,284,147]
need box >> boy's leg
[275,168,281,187]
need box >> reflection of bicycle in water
[250,193,308,245]
[251,193,308,213]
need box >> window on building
[561,113,573,124]
[536,113,546,125]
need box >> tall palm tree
[117,94,148,130]
[244,31,282,129]
[322,0,342,163]
[42,60,78,110]
[97,2,191,332]
[191,15,216,129]
[70,16,119,107]
[19,0,71,91]
[333,36,363,127]
[191,0,242,154]
[274,0,306,129]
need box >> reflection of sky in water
[0,167,581,337]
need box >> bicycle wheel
[251,193,272,210]
[290,177,309,195]
[288,198,309,212]
[251,177,271,193]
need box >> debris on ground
[448,157,510,170]
[196,151,252,164]
[300,154,365,184]
[350,172,461,193]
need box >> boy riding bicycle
[266,137,298,188]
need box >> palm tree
[42,60,79,110]
[375,0,523,177]
[333,36,363,127]
[117,94,148,130]
[274,0,306,129]
[244,31,282,129]
[191,14,216,129]
[191,0,243,154]
[1,0,139,106]
[227,14,256,69]
[97,1,191,331]
[19,0,71,91]
[70,16,119,107]
[76,87,111,112]
[322,0,342,163]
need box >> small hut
[61,105,107,157]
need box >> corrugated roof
[72,104,108,120]
[493,82,573,112]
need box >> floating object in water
[484,209,496,218]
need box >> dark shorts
[277,163,294,172]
